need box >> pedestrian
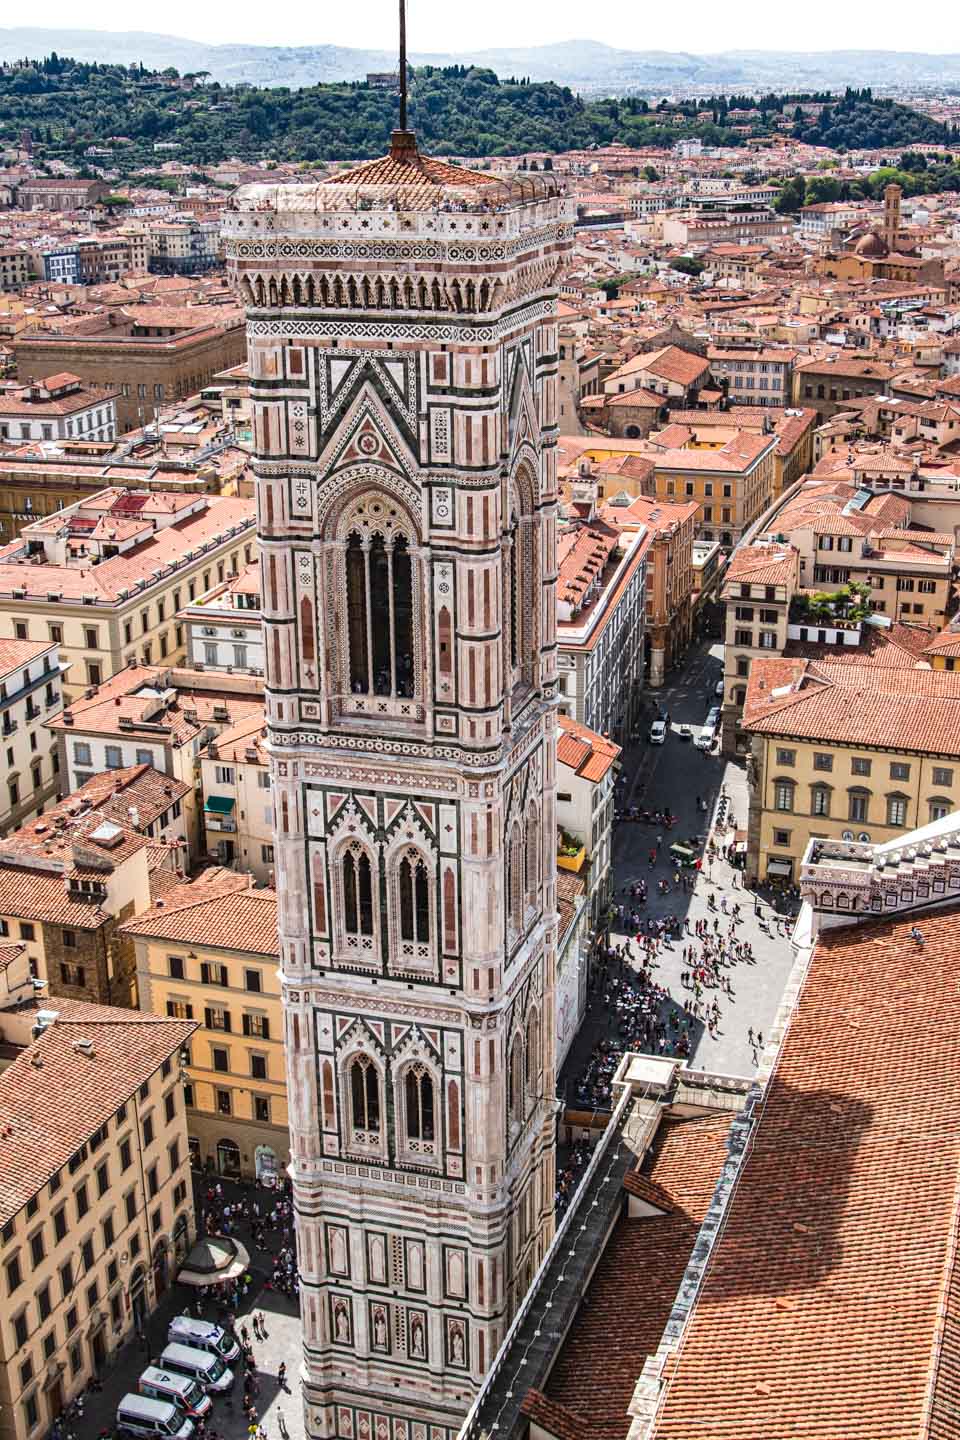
[277,1416,289,1440]
[278,1363,287,1391]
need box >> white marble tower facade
[226,134,573,1440]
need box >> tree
[774,175,806,214]
[669,256,704,277]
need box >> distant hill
[1,29,960,94]
[0,59,950,167]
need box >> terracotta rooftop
[544,1114,732,1439]
[743,655,960,753]
[0,1009,195,1227]
[557,713,621,782]
[121,869,277,956]
[648,903,960,1440]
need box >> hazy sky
[20,0,960,53]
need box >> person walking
[278,1363,287,1392]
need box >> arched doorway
[173,1212,190,1264]
[129,1264,147,1334]
[217,1138,241,1179]
[152,1239,169,1299]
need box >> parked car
[649,719,668,745]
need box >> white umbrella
[177,1234,251,1288]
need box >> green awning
[205,796,236,814]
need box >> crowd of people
[196,1182,300,1309]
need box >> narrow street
[560,639,800,1108]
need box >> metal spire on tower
[399,0,408,133]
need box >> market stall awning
[768,858,792,877]
[204,796,236,814]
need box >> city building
[601,493,697,688]
[555,518,648,742]
[0,1001,196,1440]
[180,561,263,675]
[13,308,246,432]
[0,767,187,1007]
[14,178,108,210]
[47,662,264,862]
[0,374,118,447]
[793,355,894,421]
[742,654,960,881]
[706,344,797,409]
[649,430,778,547]
[0,638,67,835]
[603,345,711,410]
[197,713,273,878]
[556,713,619,928]
[125,868,287,1182]
[0,487,255,699]
[720,541,798,754]
[0,248,31,292]
[148,220,221,275]
[227,124,573,1440]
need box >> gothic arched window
[404,1065,435,1142]
[342,846,374,937]
[525,806,540,907]
[508,1034,524,1123]
[506,823,524,935]
[525,1011,540,1089]
[399,852,430,944]
[350,1056,380,1133]
[345,530,415,699]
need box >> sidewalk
[67,1177,304,1440]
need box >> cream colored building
[743,655,960,882]
[0,488,255,700]
[0,1003,196,1440]
[198,713,273,878]
[0,639,67,835]
[126,870,287,1182]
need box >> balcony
[204,795,236,833]
[557,831,587,874]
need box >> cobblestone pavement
[63,1180,304,1440]
[560,640,800,1102]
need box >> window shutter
[201,962,210,984]
[261,1017,270,1041]
[222,1011,231,1033]
[204,1007,212,1029]
[242,1015,251,1037]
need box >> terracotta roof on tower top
[235,135,560,215]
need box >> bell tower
[226,101,573,1440]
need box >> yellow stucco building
[125,869,288,1183]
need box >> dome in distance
[854,229,889,259]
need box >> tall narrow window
[525,807,540,904]
[447,1079,460,1150]
[509,513,520,672]
[346,533,369,691]
[343,847,373,936]
[399,852,430,944]
[405,1066,435,1142]
[350,1057,380,1133]
[525,1011,540,1090]
[300,594,315,665]
[508,1036,523,1122]
[438,606,453,676]
[443,868,457,952]
[321,1061,335,1130]
[507,824,524,933]
[345,529,415,699]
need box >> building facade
[0,638,66,835]
[0,1005,196,1440]
[227,133,572,1440]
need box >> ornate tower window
[335,840,380,965]
[507,1034,524,1129]
[345,531,415,699]
[389,844,436,976]
[506,822,525,940]
[398,1061,438,1166]
[348,1055,382,1151]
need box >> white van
[168,1316,240,1364]
[159,1343,233,1394]
[138,1367,212,1421]
[117,1394,195,1440]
